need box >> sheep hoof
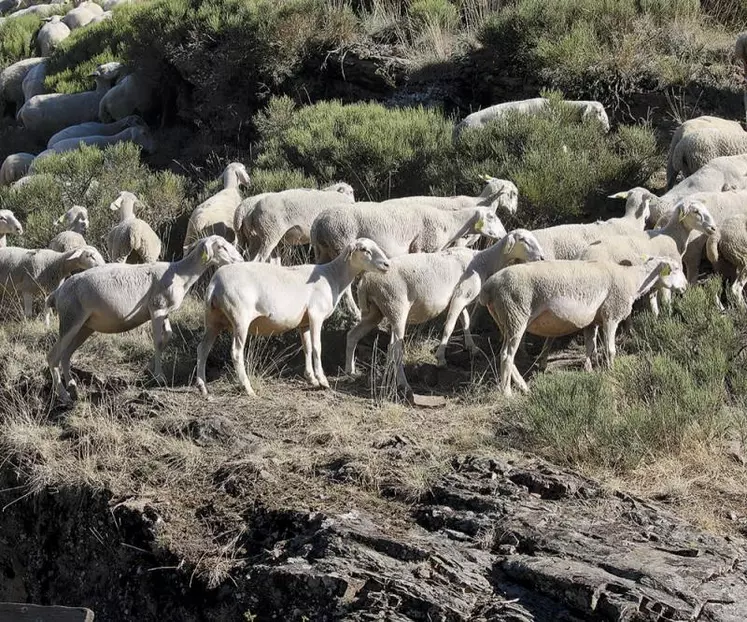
[306,374,320,387]
[195,380,208,397]
[583,360,593,372]
[318,377,330,390]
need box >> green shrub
[409,0,458,30]
[0,15,43,73]
[0,144,190,257]
[254,96,453,200]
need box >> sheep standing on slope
[0,245,104,325]
[0,153,35,185]
[107,191,161,263]
[18,62,122,139]
[46,236,244,403]
[0,210,23,247]
[671,127,747,180]
[195,238,391,397]
[48,205,89,252]
[99,73,155,122]
[665,116,743,188]
[183,163,251,251]
[479,257,687,396]
[239,183,355,262]
[61,1,102,29]
[0,57,45,115]
[453,98,610,139]
[36,15,70,56]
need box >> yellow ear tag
[661,264,671,277]
[201,250,209,264]
[475,219,484,232]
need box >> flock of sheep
[1,17,747,403]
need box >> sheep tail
[706,232,721,266]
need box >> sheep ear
[54,214,66,226]
[68,248,84,259]
[660,263,672,277]
[608,191,629,199]
[200,240,215,264]
[341,242,356,261]
[504,234,516,253]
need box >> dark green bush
[0,15,44,72]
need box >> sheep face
[200,235,244,267]
[225,162,251,188]
[59,205,88,233]
[482,177,518,215]
[474,208,507,239]
[678,200,717,235]
[110,191,139,214]
[660,262,688,294]
[343,238,390,274]
[67,246,106,270]
[0,209,22,235]
[326,182,355,200]
[582,103,610,132]
[504,229,545,263]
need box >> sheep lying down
[479,257,687,396]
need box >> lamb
[36,14,70,55]
[0,57,44,115]
[0,152,34,185]
[453,98,610,139]
[107,190,161,263]
[98,74,155,122]
[671,127,747,180]
[239,183,356,262]
[18,62,122,138]
[578,200,717,311]
[61,1,101,29]
[0,209,23,247]
[432,229,545,367]
[0,245,104,325]
[479,257,687,396]
[183,162,251,252]
[345,248,478,395]
[48,205,89,252]
[195,238,391,397]
[46,236,244,403]
[666,116,743,188]
[34,126,155,162]
[21,60,47,103]
[47,115,146,148]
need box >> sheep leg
[647,290,660,317]
[460,308,479,355]
[537,338,554,371]
[602,319,620,369]
[436,295,471,367]
[309,314,329,389]
[60,326,94,396]
[345,308,383,376]
[195,321,221,396]
[499,327,526,397]
[510,362,529,394]
[47,318,89,403]
[583,325,598,372]
[342,285,361,320]
[22,292,33,319]
[300,327,318,386]
[387,316,411,396]
[150,312,171,381]
[231,321,255,396]
[658,287,672,311]
[731,267,747,307]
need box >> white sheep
[240,183,355,262]
[98,73,154,122]
[88,9,111,23]
[0,209,23,247]
[36,14,70,55]
[46,236,244,402]
[0,152,34,185]
[48,205,89,252]
[47,115,146,148]
[706,215,747,305]
[345,247,477,395]
[101,0,130,9]
[479,257,687,396]
[666,116,743,189]
[0,57,45,115]
[34,126,155,163]
[195,238,391,396]
[5,4,59,19]
[453,98,610,139]
[61,1,101,28]
[107,190,161,263]
[183,162,251,252]
[0,245,104,325]
[578,200,717,312]
[21,60,47,103]
[671,126,747,180]
[18,61,122,138]
[433,229,545,367]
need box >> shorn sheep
[479,257,687,396]
[36,15,70,56]
[0,209,23,247]
[0,152,34,185]
[433,229,546,367]
[0,57,44,115]
[345,247,477,395]
[21,60,47,103]
[666,116,743,188]
[672,127,747,180]
[46,236,245,403]
[195,238,391,397]
[48,205,89,252]
[18,62,122,138]
[706,214,747,305]
[453,98,610,139]
[183,162,251,251]
[98,73,155,122]
[0,245,105,325]
[34,126,155,162]
[47,115,146,148]
[240,183,356,262]
[107,191,162,263]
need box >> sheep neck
[653,218,691,253]
[0,235,6,248]
[166,247,212,297]
[442,208,482,249]
[116,201,136,221]
[223,169,241,190]
[631,264,662,300]
[319,253,365,301]
[94,78,110,93]
[472,235,510,278]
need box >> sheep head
[57,205,89,233]
[480,177,518,215]
[66,246,106,270]
[198,235,244,267]
[325,182,355,201]
[342,238,390,274]
[675,200,718,235]
[503,229,545,263]
[473,208,506,239]
[0,209,23,235]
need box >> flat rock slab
[412,394,447,408]
[0,603,94,621]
